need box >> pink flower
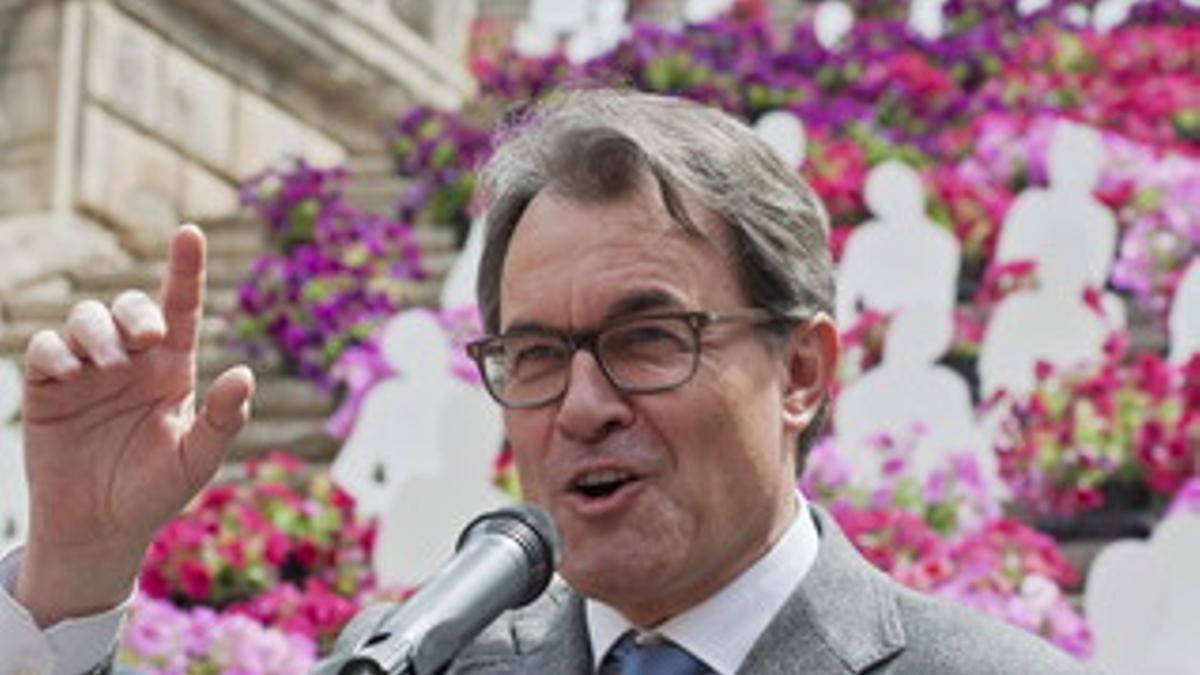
[179,560,214,601]
[1166,477,1200,517]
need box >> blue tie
[601,632,712,675]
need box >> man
[2,90,1094,674]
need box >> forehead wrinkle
[500,187,733,334]
[601,288,682,322]
[502,288,684,338]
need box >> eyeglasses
[466,308,793,409]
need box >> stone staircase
[0,153,459,462]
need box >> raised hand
[13,225,255,627]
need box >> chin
[560,524,687,600]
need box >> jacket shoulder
[881,587,1100,675]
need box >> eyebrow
[601,289,680,322]
[502,289,684,335]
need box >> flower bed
[204,0,1200,668]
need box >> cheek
[671,367,787,490]
[505,411,554,501]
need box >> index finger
[160,224,207,352]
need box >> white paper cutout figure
[835,304,996,489]
[978,220,1109,398]
[0,355,27,553]
[359,217,509,586]
[372,381,507,587]
[996,121,1117,293]
[565,0,628,64]
[515,0,628,63]
[514,0,589,57]
[331,311,452,520]
[1168,259,1200,364]
[754,110,807,169]
[836,160,961,328]
[908,0,948,40]
[684,0,736,23]
[1086,513,1200,675]
[814,2,855,50]
[1093,0,1138,30]
[1063,3,1093,26]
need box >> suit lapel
[737,506,906,675]
[512,580,593,674]
[448,578,593,674]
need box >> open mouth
[572,469,636,500]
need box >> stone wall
[0,0,59,218]
[0,0,475,300]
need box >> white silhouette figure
[515,0,628,63]
[1018,0,1053,14]
[754,110,807,169]
[1086,513,1200,675]
[814,2,855,50]
[373,380,507,587]
[565,0,628,64]
[359,217,509,586]
[513,0,589,57]
[836,160,962,328]
[1169,260,1200,365]
[996,121,1119,325]
[1093,0,1138,30]
[979,221,1109,399]
[835,304,994,489]
[332,311,452,520]
[0,355,27,553]
[684,0,735,23]
[909,0,948,40]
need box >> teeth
[576,469,632,488]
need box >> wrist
[14,537,148,627]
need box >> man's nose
[554,349,634,443]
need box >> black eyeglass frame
[465,307,803,409]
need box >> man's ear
[781,313,839,434]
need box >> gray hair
[475,89,835,464]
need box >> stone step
[197,340,284,378]
[186,211,458,255]
[71,258,258,293]
[203,225,266,258]
[0,315,230,355]
[66,241,454,296]
[343,182,406,213]
[346,153,397,178]
[412,225,458,253]
[223,376,335,419]
[421,249,458,277]
[228,417,339,462]
[4,287,239,324]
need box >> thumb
[181,365,255,489]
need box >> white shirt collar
[585,494,820,674]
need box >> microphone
[313,504,561,675]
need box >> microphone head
[457,504,561,606]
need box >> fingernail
[56,352,81,376]
[135,316,166,336]
[98,345,129,368]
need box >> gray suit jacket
[439,506,1098,674]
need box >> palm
[23,343,198,549]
